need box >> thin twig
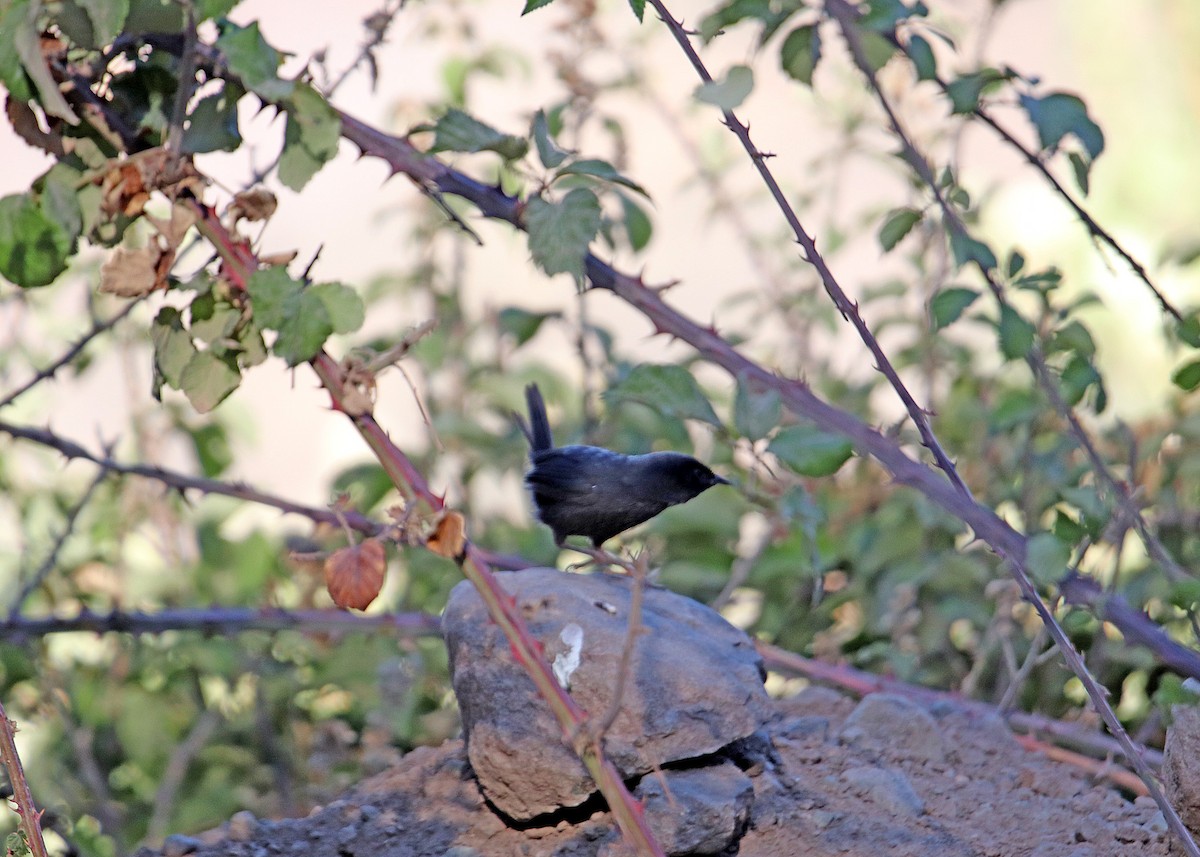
[146,706,221,843]
[822,5,1197,850]
[0,607,440,642]
[591,552,649,740]
[0,298,144,410]
[8,467,109,621]
[0,420,382,534]
[648,0,972,501]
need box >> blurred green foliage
[0,0,1199,855]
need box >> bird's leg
[558,540,628,572]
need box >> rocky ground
[143,687,1169,857]
[139,569,1175,857]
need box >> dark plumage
[519,383,729,547]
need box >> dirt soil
[142,688,1171,857]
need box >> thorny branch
[821,2,1197,851]
[0,702,49,857]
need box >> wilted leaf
[526,188,601,284]
[324,539,387,610]
[607,364,721,426]
[768,425,853,477]
[99,245,160,296]
[695,65,754,111]
[228,187,277,223]
[427,510,467,559]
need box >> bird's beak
[714,474,732,486]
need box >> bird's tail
[524,383,554,454]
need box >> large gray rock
[442,567,771,819]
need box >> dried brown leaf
[228,188,278,223]
[99,246,161,297]
[427,510,467,559]
[324,538,386,610]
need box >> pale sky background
[2,0,1198,510]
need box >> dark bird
[519,383,729,548]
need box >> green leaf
[607,364,721,426]
[278,83,341,191]
[617,192,653,252]
[1019,92,1104,160]
[930,287,979,330]
[1176,314,1200,348]
[182,82,243,154]
[945,68,1005,114]
[151,306,196,395]
[860,0,927,32]
[0,1,34,102]
[1049,319,1095,358]
[188,293,240,344]
[427,108,527,160]
[245,266,300,330]
[309,282,364,334]
[521,0,555,12]
[77,0,130,45]
[0,193,73,288]
[124,0,183,33]
[627,0,645,21]
[526,188,601,284]
[907,34,936,81]
[1172,359,1200,392]
[878,207,921,251]
[532,109,570,169]
[990,388,1040,430]
[734,374,781,441]
[12,0,78,123]
[948,229,997,270]
[998,304,1035,361]
[699,0,798,45]
[780,25,821,85]
[768,425,853,477]
[1067,151,1091,196]
[1060,354,1102,406]
[272,294,332,366]
[556,159,649,198]
[215,21,294,101]
[180,350,241,413]
[498,307,559,346]
[1006,250,1025,278]
[695,65,754,111]
[1025,532,1070,586]
[196,0,238,19]
[858,31,896,72]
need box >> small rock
[442,568,771,819]
[162,835,203,857]
[778,716,831,742]
[841,765,925,817]
[336,823,358,845]
[635,761,754,855]
[359,804,380,822]
[1163,705,1200,835]
[840,693,946,763]
[227,810,258,842]
[442,847,482,857]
